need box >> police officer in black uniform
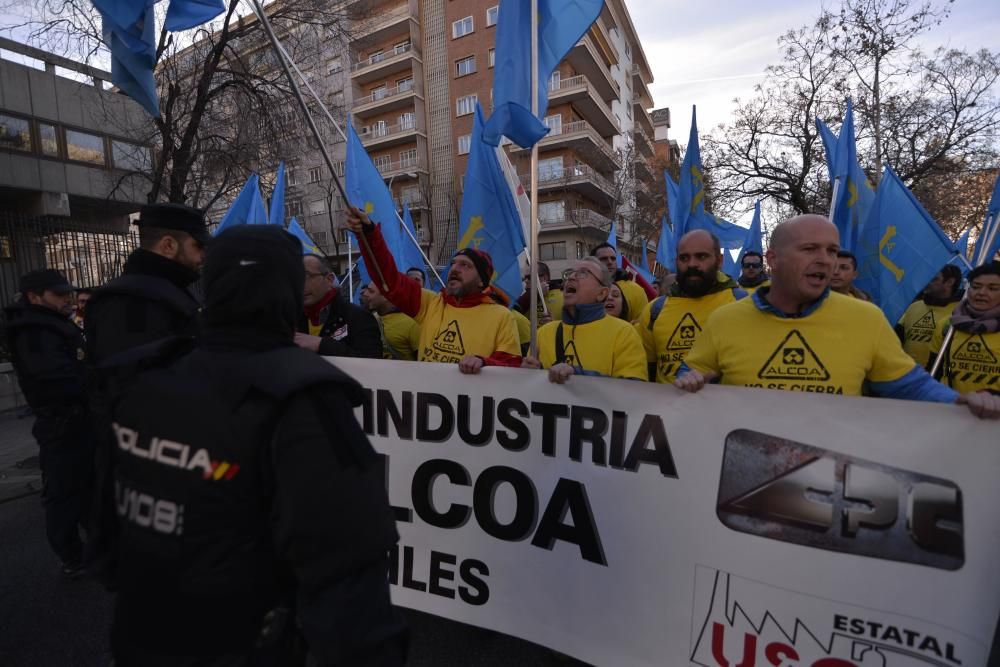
[106,225,406,666]
[3,269,93,576]
[85,202,208,364]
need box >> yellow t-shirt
[525,289,563,322]
[617,280,650,324]
[537,316,647,380]
[512,309,531,350]
[930,327,1000,394]
[637,289,742,383]
[380,311,421,360]
[898,300,957,366]
[413,289,521,363]
[685,291,917,396]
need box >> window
[308,199,327,216]
[576,241,586,259]
[456,56,476,77]
[544,115,562,135]
[286,200,303,218]
[538,201,564,222]
[394,41,411,55]
[328,56,342,74]
[399,148,418,167]
[287,166,298,186]
[372,84,388,101]
[399,112,415,130]
[400,185,420,206]
[0,234,11,259]
[549,71,561,91]
[38,122,59,157]
[452,16,473,38]
[539,242,566,261]
[397,76,413,92]
[373,155,391,172]
[334,160,346,177]
[65,128,105,164]
[486,5,498,26]
[313,230,327,244]
[625,103,632,119]
[0,114,31,152]
[457,134,471,155]
[489,48,495,68]
[372,120,388,137]
[538,157,563,180]
[111,140,150,171]
[338,227,352,243]
[308,166,322,183]
[456,94,477,116]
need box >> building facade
[203,0,661,278]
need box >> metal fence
[0,211,138,310]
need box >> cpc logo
[716,429,963,570]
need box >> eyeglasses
[742,262,762,269]
[562,268,607,286]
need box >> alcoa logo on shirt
[112,423,240,481]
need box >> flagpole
[828,177,841,224]
[248,0,388,292]
[397,213,445,287]
[528,0,541,357]
[930,212,1000,378]
[348,238,354,296]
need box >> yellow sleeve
[683,315,721,375]
[514,310,531,345]
[613,324,648,381]
[637,301,656,363]
[868,312,920,382]
[407,318,422,355]
[536,321,558,368]
[495,310,522,357]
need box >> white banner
[331,358,1000,667]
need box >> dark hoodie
[85,248,201,364]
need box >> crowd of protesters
[2,201,998,664]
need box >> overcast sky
[629,0,1000,147]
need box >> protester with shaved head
[636,229,747,383]
[676,215,1000,419]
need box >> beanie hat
[453,247,494,289]
[202,225,304,338]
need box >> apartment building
[202,0,662,277]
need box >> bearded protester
[675,215,999,419]
[929,261,1000,396]
[521,258,646,383]
[897,264,963,366]
[636,230,747,383]
[346,206,520,373]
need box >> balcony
[520,163,616,203]
[633,100,654,134]
[375,155,428,180]
[539,207,613,233]
[351,42,421,84]
[635,179,656,205]
[567,34,619,102]
[548,75,620,137]
[359,117,425,149]
[352,80,423,118]
[634,153,654,181]
[633,127,653,157]
[352,3,416,44]
[512,118,619,172]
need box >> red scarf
[440,288,496,308]
[305,289,337,325]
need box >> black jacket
[297,291,381,359]
[2,301,86,410]
[85,249,201,365]
[108,332,405,664]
